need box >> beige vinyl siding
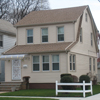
[5,53,68,83]
[17,23,74,45]
[70,9,97,57]
[68,52,97,78]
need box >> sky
[49,0,100,32]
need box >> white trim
[65,41,75,50]
[52,55,59,71]
[42,55,49,71]
[33,56,40,72]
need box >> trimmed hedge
[79,75,90,90]
[60,73,71,78]
[60,76,73,90]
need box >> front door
[12,59,21,80]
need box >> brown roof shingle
[4,42,72,54]
[15,5,87,27]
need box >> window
[52,55,59,70]
[89,58,91,71]
[0,35,3,47]
[42,28,48,42]
[27,29,33,43]
[70,54,76,71]
[80,28,82,42]
[91,33,93,46]
[42,55,49,71]
[58,26,64,41]
[85,13,88,22]
[93,58,95,71]
[33,56,39,71]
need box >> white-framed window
[91,33,93,46]
[89,58,91,71]
[85,13,88,22]
[52,55,59,71]
[42,28,48,42]
[33,56,39,71]
[80,28,82,42]
[42,55,49,71]
[58,26,64,41]
[0,35,3,47]
[27,29,33,43]
[70,54,76,71]
[93,58,95,71]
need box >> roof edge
[14,21,76,28]
[0,30,16,36]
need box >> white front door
[12,59,21,80]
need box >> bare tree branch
[0,0,50,24]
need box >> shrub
[71,75,78,83]
[79,75,90,90]
[60,73,71,78]
[93,76,97,85]
[60,76,73,90]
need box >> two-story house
[0,19,16,81]
[2,5,98,89]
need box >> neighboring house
[2,5,98,89]
[0,19,16,81]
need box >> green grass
[0,85,100,97]
[0,98,57,100]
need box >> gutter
[14,20,76,28]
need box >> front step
[0,82,22,91]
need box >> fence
[56,81,93,97]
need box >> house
[1,5,98,89]
[0,19,16,81]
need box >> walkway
[0,93,100,100]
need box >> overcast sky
[49,0,100,32]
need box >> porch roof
[0,54,26,59]
[3,42,72,55]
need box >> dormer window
[58,26,64,41]
[27,29,33,43]
[85,13,88,22]
[0,35,3,47]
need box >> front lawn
[0,98,57,100]
[0,85,100,97]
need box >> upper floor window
[89,58,91,71]
[27,29,33,43]
[85,13,88,22]
[52,55,59,71]
[0,35,3,47]
[42,55,49,71]
[70,54,76,71]
[58,26,64,41]
[91,33,93,46]
[93,58,95,71]
[42,28,48,42]
[33,56,39,71]
[80,28,82,42]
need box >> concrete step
[0,82,22,91]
